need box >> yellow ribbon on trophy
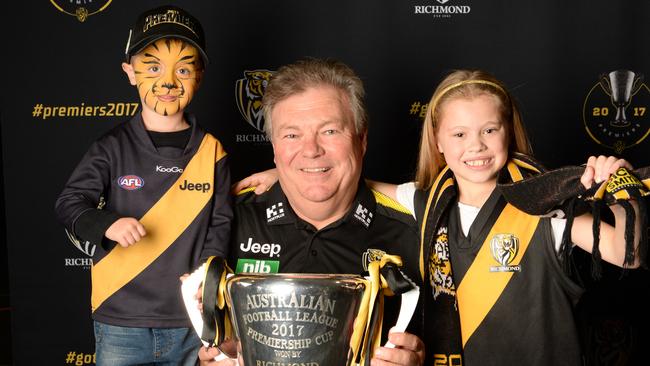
[350,254,414,366]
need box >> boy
[55,5,232,365]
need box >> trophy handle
[632,73,644,94]
[352,259,420,363]
[384,282,420,348]
[181,260,237,363]
[599,74,612,96]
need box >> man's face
[126,39,202,116]
[271,86,366,210]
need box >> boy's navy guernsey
[55,113,232,328]
[229,180,422,337]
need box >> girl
[235,70,641,366]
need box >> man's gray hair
[262,58,367,138]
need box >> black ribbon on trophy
[200,256,233,347]
[498,153,649,278]
[182,254,419,365]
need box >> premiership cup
[182,256,419,366]
[226,273,367,366]
[600,70,644,127]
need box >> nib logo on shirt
[235,259,279,274]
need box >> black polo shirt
[229,180,419,279]
[228,179,422,336]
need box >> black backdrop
[1,1,649,364]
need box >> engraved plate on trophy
[226,273,366,366]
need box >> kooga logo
[156,165,184,173]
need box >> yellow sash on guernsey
[456,203,539,347]
[91,134,226,311]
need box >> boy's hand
[105,217,146,247]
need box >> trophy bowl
[225,273,367,366]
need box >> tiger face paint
[126,38,202,116]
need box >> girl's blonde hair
[415,70,532,189]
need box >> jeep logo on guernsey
[117,175,145,190]
[240,237,281,258]
[179,180,211,193]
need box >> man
[199,58,424,365]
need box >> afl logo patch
[117,175,145,191]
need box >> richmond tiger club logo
[489,233,521,272]
[235,69,274,144]
[50,0,112,22]
[583,69,650,153]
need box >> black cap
[125,5,208,64]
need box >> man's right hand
[105,217,146,247]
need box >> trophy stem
[611,106,631,128]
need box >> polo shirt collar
[263,179,377,230]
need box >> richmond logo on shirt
[362,249,386,271]
[117,175,144,190]
[489,233,521,272]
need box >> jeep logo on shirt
[240,237,281,258]
[179,180,211,193]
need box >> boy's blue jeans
[94,321,200,366]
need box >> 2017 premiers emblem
[583,69,650,153]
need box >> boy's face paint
[131,39,202,116]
